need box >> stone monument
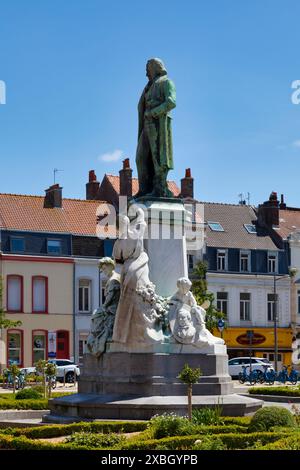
[46,59,262,422]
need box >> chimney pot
[89,170,97,182]
[185,168,191,178]
[123,158,130,170]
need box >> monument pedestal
[45,351,263,422]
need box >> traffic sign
[217,319,225,332]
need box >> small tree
[191,261,225,332]
[35,359,47,398]
[178,364,202,420]
[44,361,57,398]
[8,364,20,396]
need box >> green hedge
[249,386,300,397]
[117,431,289,451]
[222,416,251,427]
[0,392,74,410]
[259,434,300,450]
[0,399,48,410]
[4,421,148,439]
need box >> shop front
[213,327,293,369]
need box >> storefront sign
[236,332,266,346]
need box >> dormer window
[268,252,278,273]
[217,249,227,271]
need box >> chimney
[181,168,194,198]
[44,184,62,208]
[119,158,132,198]
[257,191,279,228]
[86,170,100,200]
[280,193,286,210]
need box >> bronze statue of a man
[135,58,176,198]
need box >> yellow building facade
[0,254,74,369]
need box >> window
[10,237,25,252]
[244,224,257,234]
[7,275,23,312]
[78,279,91,312]
[32,277,47,313]
[187,254,194,271]
[267,293,278,322]
[268,252,278,273]
[7,330,22,366]
[240,251,250,272]
[240,293,251,321]
[47,239,61,255]
[217,249,227,271]
[217,292,228,318]
[32,331,47,364]
[208,221,224,232]
[298,290,300,315]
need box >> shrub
[15,388,43,400]
[249,406,296,432]
[192,405,223,426]
[192,437,227,450]
[66,432,125,449]
[148,413,195,439]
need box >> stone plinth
[79,351,233,396]
[135,198,189,297]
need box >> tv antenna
[53,168,63,185]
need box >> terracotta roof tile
[0,194,107,236]
[105,174,181,197]
[277,209,300,239]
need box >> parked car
[47,359,80,383]
[228,357,274,378]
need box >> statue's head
[178,309,192,328]
[177,277,192,295]
[146,58,167,80]
[99,257,115,277]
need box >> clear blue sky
[1,0,300,206]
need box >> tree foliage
[191,261,225,332]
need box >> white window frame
[217,292,228,318]
[78,279,91,313]
[268,251,278,274]
[240,293,251,321]
[217,249,227,271]
[267,293,278,322]
[240,250,251,272]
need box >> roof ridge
[202,201,256,208]
[0,193,107,203]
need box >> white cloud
[292,140,300,148]
[98,149,123,162]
